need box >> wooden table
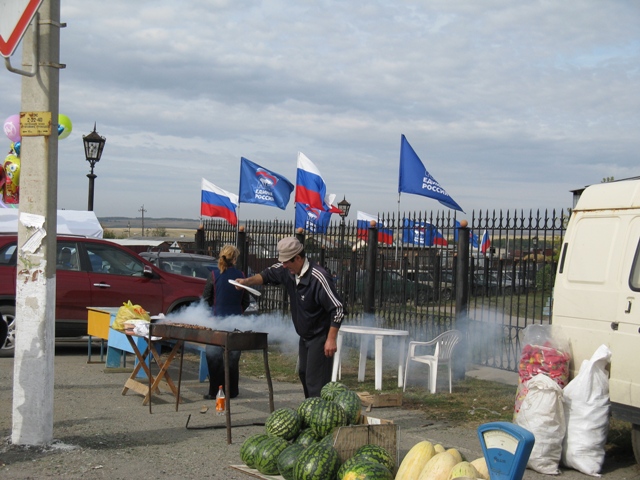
[118,329,181,406]
[331,325,409,391]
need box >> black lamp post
[337,196,351,295]
[82,123,106,211]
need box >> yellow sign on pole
[20,111,52,136]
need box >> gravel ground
[1,346,640,479]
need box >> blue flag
[295,203,332,234]
[402,219,448,246]
[398,135,464,212]
[454,220,479,248]
[239,157,294,210]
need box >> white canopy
[0,209,103,238]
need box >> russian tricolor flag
[480,230,491,254]
[201,178,238,226]
[295,152,333,211]
[357,211,394,245]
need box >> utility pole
[139,205,146,237]
[12,0,61,446]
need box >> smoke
[156,301,299,354]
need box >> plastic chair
[403,329,461,394]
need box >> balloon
[58,114,72,140]
[3,154,20,204]
[11,142,20,157]
[3,114,20,143]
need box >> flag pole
[396,192,401,261]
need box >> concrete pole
[12,0,60,445]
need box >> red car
[0,234,206,351]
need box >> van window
[629,241,640,290]
[567,217,619,284]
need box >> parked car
[139,251,259,312]
[0,235,206,351]
[356,270,430,305]
[139,251,217,279]
[405,269,454,301]
[472,272,513,295]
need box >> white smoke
[156,301,299,353]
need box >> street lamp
[82,123,106,211]
[338,197,351,224]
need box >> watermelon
[240,433,272,468]
[308,398,347,438]
[266,407,301,440]
[351,444,395,472]
[341,461,393,480]
[337,456,363,480]
[277,443,306,480]
[321,381,349,401]
[331,390,362,425]
[254,436,290,475]
[298,397,325,428]
[295,428,320,447]
[318,429,338,447]
[293,443,340,480]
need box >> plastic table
[331,325,409,391]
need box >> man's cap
[277,237,303,262]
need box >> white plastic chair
[403,330,461,394]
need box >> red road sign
[0,0,44,58]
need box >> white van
[553,178,640,461]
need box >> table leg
[397,337,406,388]
[263,348,275,413]
[224,347,232,444]
[358,335,369,383]
[331,331,344,382]
[374,335,383,391]
[145,341,181,407]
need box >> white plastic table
[331,325,409,391]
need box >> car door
[82,241,166,315]
[55,241,93,323]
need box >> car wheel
[441,288,452,301]
[0,305,16,352]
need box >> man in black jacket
[235,237,345,397]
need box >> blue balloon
[58,124,65,136]
[13,141,20,157]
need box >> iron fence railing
[197,208,566,372]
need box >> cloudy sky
[1,1,638,224]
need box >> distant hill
[99,217,201,229]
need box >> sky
[1,1,638,224]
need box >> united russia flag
[201,178,239,226]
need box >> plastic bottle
[215,385,225,415]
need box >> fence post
[319,245,326,270]
[237,226,248,276]
[195,224,205,255]
[454,221,470,380]
[364,220,378,315]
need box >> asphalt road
[1,345,639,479]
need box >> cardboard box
[358,392,403,410]
[230,415,398,479]
[327,414,398,466]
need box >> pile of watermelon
[240,381,395,480]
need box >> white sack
[561,344,611,477]
[514,373,565,475]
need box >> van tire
[632,423,640,464]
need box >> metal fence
[198,208,566,372]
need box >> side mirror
[143,264,155,278]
